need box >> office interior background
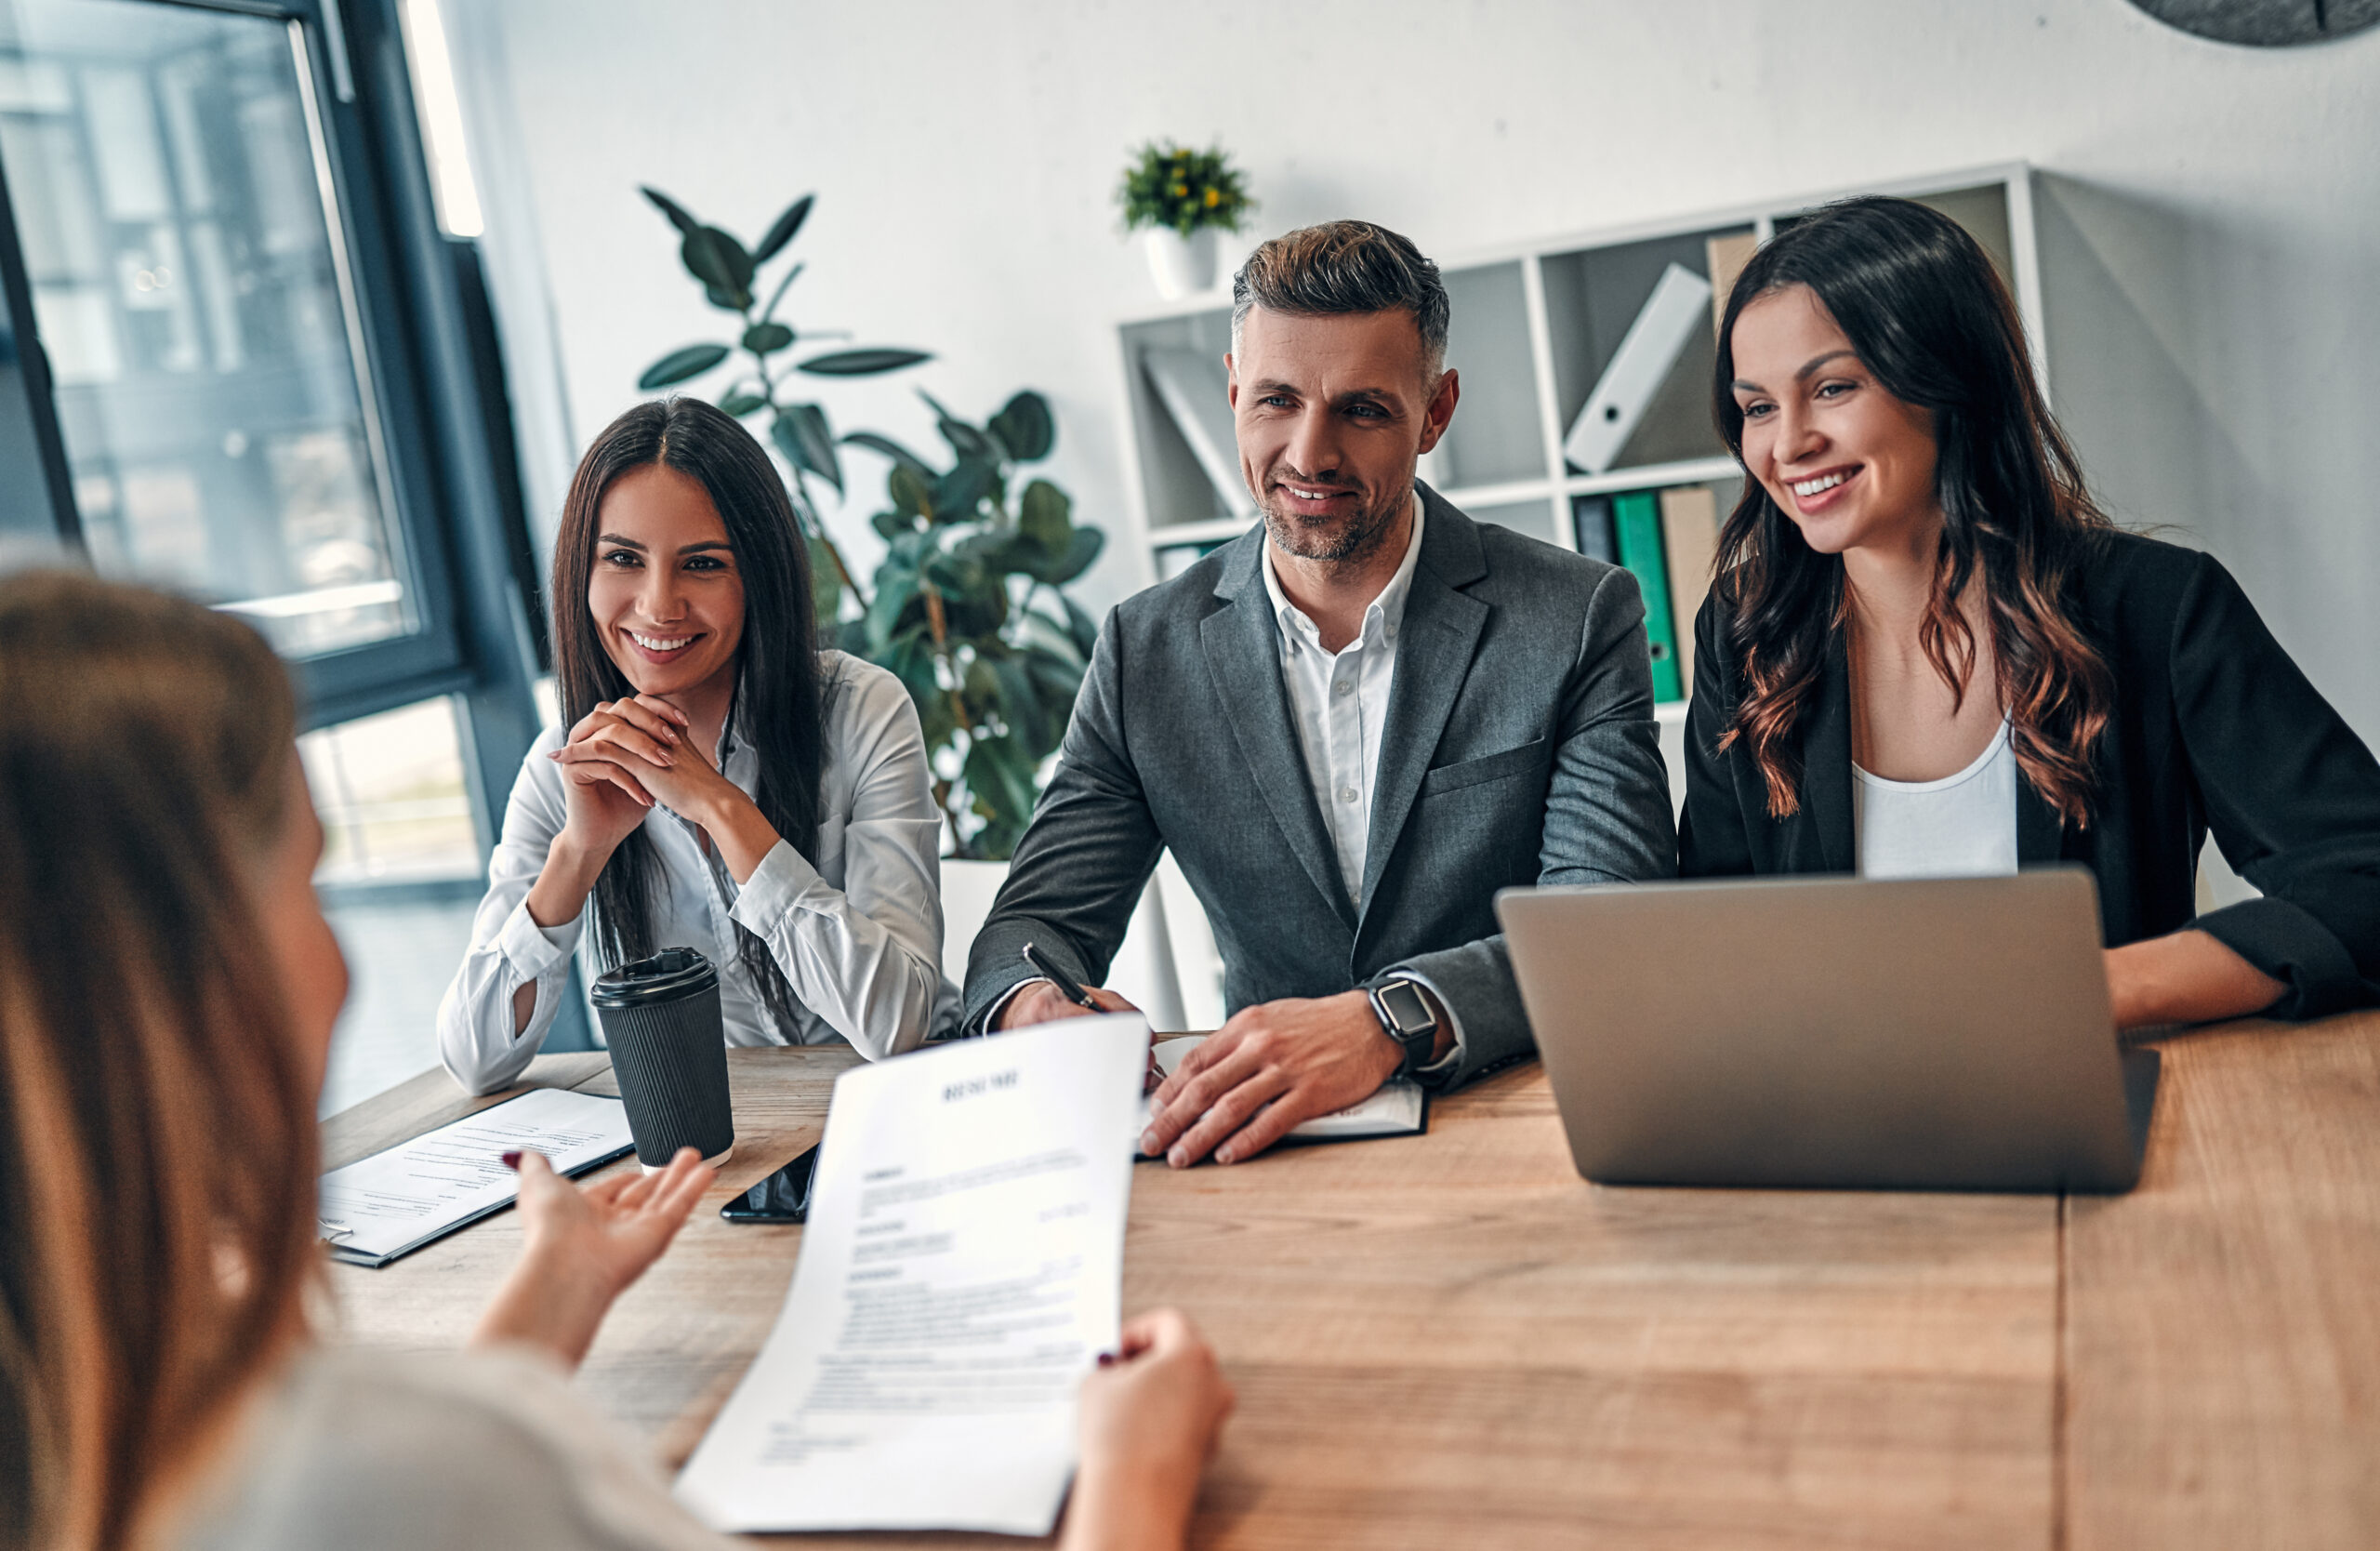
[0,0,2371,1114]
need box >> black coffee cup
[590,947,734,1169]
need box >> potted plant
[631,186,930,619]
[839,391,1099,861]
[1116,142,1254,300]
[630,189,1104,866]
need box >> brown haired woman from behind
[0,570,1229,1551]
[1682,195,2380,1027]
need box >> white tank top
[1853,718,2020,880]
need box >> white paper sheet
[676,1014,1147,1534]
[1137,1034,1427,1151]
[317,1087,633,1266]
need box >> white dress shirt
[1259,497,1425,904]
[1853,716,2021,880]
[1259,497,1465,1070]
[437,653,959,1094]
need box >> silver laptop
[1496,868,2158,1193]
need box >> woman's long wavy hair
[0,572,315,1551]
[1710,195,2114,826]
[552,398,827,1031]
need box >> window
[299,695,477,883]
[0,0,579,1073]
[0,0,465,683]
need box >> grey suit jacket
[962,485,1677,1086]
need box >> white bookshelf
[1112,163,2045,597]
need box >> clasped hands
[1002,980,1428,1168]
[546,693,777,882]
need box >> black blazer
[1678,531,2380,1020]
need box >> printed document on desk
[676,1014,1147,1534]
[317,1088,633,1267]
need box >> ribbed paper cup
[590,948,734,1170]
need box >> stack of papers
[318,1088,634,1268]
[676,1014,1147,1535]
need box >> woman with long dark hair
[1680,195,2380,1027]
[0,570,1230,1551]
[439,398,956,1094]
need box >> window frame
[0,0,546,824]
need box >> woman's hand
[553,696,687,846]
[549,696,783,882]
[1061,1308,1233,1551]
[524,697,686,935]
[468,1147,711,1371]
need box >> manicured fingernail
[500,1150,522,1170]
[1096,1351,1117,1367]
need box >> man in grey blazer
[966,220,1674,1166]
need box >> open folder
[317,1088,634,1268]
[676,1014,1146,1535]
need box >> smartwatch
[1367,977,1438,1075]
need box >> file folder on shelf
[1564,263,1713,476]
[1658,484,1721,691]
[1612,490,1682,702]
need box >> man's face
[1228,307,1459,565]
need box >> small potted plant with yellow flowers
[1117,141,1254,299]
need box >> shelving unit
[1111,163,2043,604]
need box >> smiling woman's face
[1729,283,1942,559]
[586,462,746,698]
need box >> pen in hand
[1020,943,1162,1094]
[1021,941,1103,1010]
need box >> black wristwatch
[1367,977,1438,1076]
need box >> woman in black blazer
[1678,196,2380,1028]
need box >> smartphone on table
[720,1145,819,1224]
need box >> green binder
[1612,490,1682,702]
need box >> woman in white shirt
[0,570,1229,1551]
[440,397,959,1094]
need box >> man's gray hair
[1230,220,1450,376]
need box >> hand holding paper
[676,1014,1151,1535]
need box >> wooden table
[325,1012,2380,1548]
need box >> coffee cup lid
[590,947,719,1007]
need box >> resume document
[676,1014,1148,1534]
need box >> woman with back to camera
[439,396,958,1095]
[0,570,1230,1551]
[1680,195,2380,1027]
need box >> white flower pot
[1143,226,1219,301]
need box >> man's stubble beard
[1257,471,1415,569]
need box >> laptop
[1496,868,2159,1193]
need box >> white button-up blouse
[436,653,959,1094]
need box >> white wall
[465,0,2380,742]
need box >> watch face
[1378,980,1432,1033]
